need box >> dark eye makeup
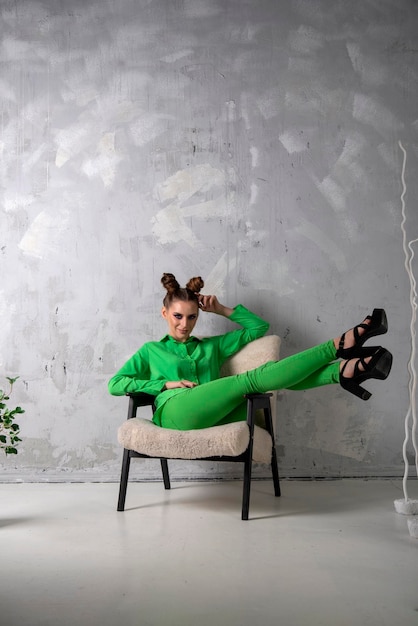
[173,313,197,320]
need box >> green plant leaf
[1,376,24,455]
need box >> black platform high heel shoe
[339,346,393,401]
[336,308,388,359]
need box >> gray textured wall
[1,0,418,481]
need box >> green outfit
[108,305,340,430]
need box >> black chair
[116,335,281,520]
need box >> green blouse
[108,304,269,425]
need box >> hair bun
[161,273,180,294]
[186,276,204,294]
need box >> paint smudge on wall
[22,143,50,174]
[279,130,309,154]
[0,76,17,102]
[154,164,224,204]
[284,87,321,114]
[151,197,228,247]
[181,0,221,18]
[315,175,346,212]
[288,24,324,54]
[237,221,267,251]
[3,191,35,213]
[239,93,253,130]
[204,252,236,298]
[346,42,388,87]
[225,100,236,123]
[353,93,404,136]
[336,133,367,168]
[130,113,173,147]
[82,133,121,188]
[19,209,70,258]
[55,122,97,168]
[161,49,193,63]
[331,133,369,188]
[257,87,282,119]
[250,146,259,168]
[294,218,347,272]
[228,23,261,43]
[151,164,226,247]
[54,98,143,170]
[249,183,258,206]
[288,56,319,74]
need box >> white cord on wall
[393,141,418,538]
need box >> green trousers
[159,339,340,430]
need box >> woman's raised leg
[160,339,337,429]
[159,309,391,429]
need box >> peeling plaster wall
[1,0,418,481]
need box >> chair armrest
[126,392,156,406]
[126,393,156,419]
[244,393,273,429]
[244,393,273,399]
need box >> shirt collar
[160,334,201,344]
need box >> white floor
[1,479,417,626]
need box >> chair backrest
[220,335,281,377]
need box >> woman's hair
[161,273,204,308]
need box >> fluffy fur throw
[118,418,273,463]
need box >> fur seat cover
[118,418,274,463]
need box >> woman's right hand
[164,380,198,390]
[197,294,234,318]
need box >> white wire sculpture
[393,141,418,538]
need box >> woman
[108,273,392,430]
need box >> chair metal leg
[117,448,131,511]
[263,405,281,497]
[242,396,258,520]
[160,459,171,489]
[270,445,281,497]
[242,453,252,521]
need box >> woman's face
[161,299,199,342]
